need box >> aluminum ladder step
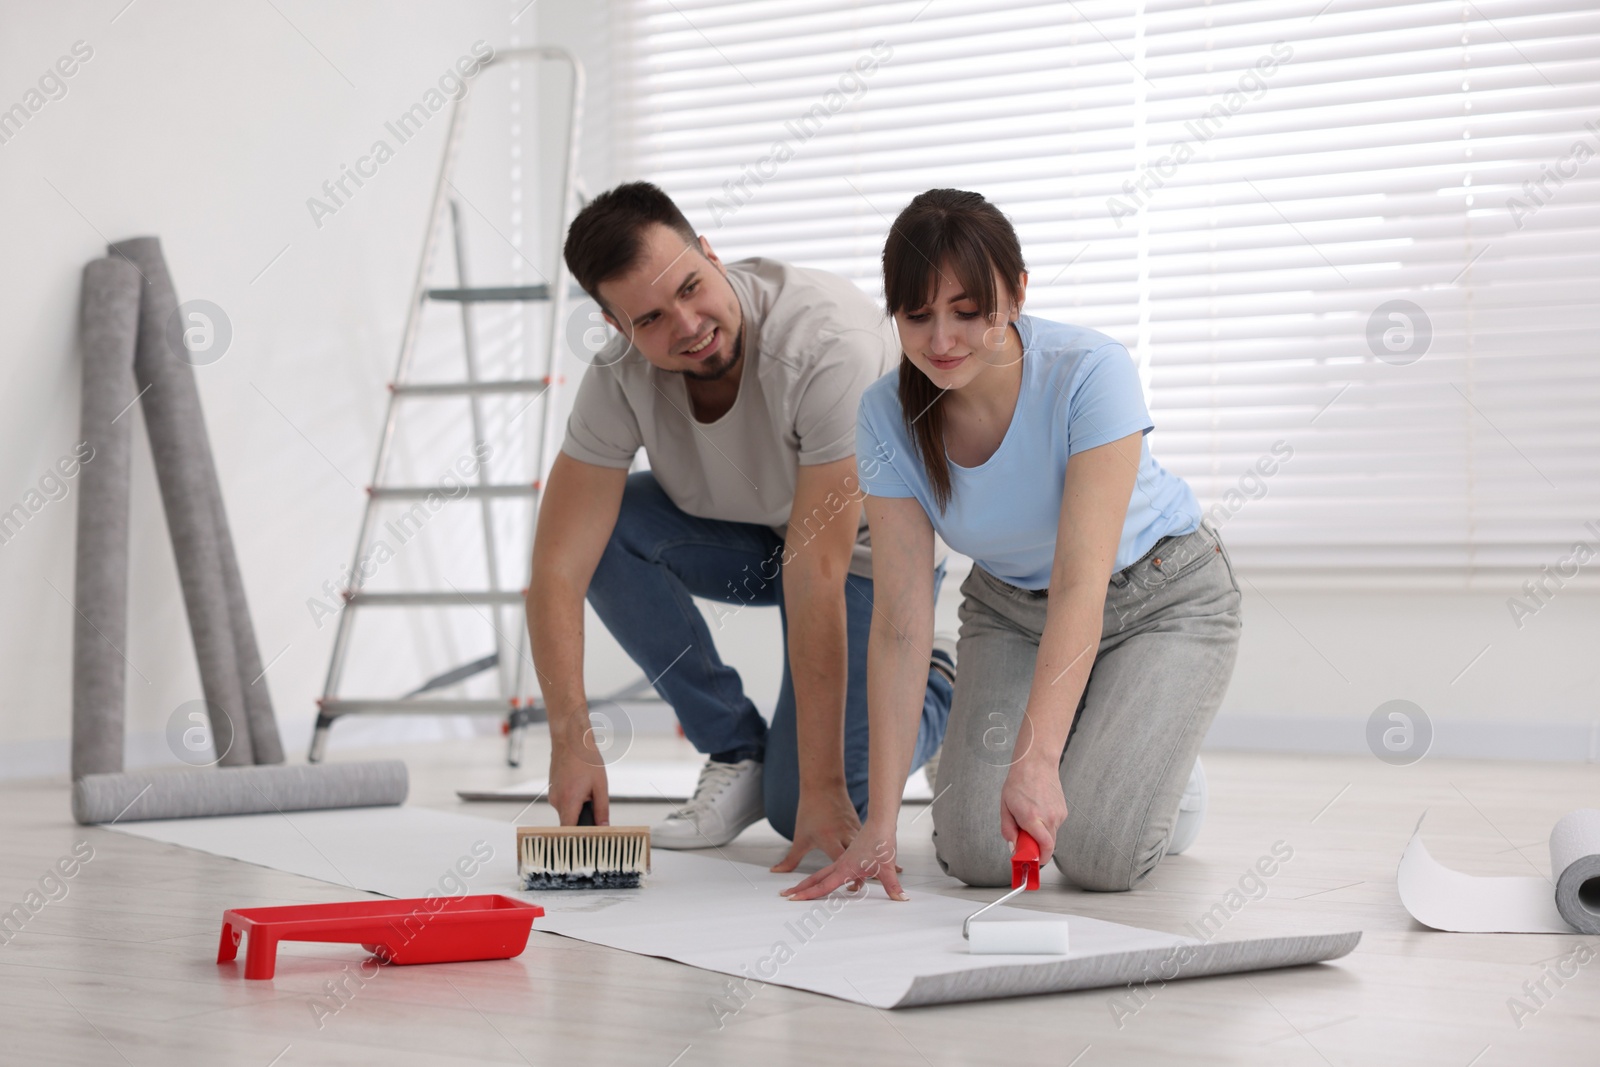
[391,378,551,398]
[346,590,525,607]
[368,483,538,501]
[423,283,585,303]
[425,284,551,303]
[318,698,524,715]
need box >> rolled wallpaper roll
[1550,809,1600,935]
[211,474,284,764]
[72,761,409,824]
[107,236,283,765]
[1397,808,1600,935]
[71,258,143,779]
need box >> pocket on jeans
[1129,526,1219,592]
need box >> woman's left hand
[781,822,905,901]
[1000,752,1068,859]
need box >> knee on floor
[931,825,1014,888]
[1051,823,1159,893]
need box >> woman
[783,189,1241,900]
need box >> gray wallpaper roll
[107,236,281,765]
[1550,808,1600,935]
[71,258,143,779]
[212,487,283,764]
[72,761,409,824]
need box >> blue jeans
[586,471,952,840]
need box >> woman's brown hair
[882,189,1026,512]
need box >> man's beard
[681,330,743,382]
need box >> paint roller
[963,831,1071,955]
[72,761,410,825]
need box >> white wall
[1208,581,1600,761]
[2,2,1595,781]
[0,0,603,774]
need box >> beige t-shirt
[561,257,897,579]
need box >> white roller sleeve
[968,918,1072,955]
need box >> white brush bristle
[518,831,649,878]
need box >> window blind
[616,0,1600,578]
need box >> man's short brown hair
[563,181,698,308]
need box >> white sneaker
[1166,757,1207,856]
[650,758,764,850]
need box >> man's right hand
[549,740,612,826]
[527,453,628,828]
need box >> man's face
[597,224,744,381]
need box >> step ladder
[309,47,584,766]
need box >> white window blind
[616,0,1600,579]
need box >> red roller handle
[1011,831,1042,891]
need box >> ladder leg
[506,707,524,768]
[448,199,514,702]
[504,702,547,768]
[308,710,335,763]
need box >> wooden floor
[4,737,1598,1066]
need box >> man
[527,182,953,867]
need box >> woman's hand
[1000,751,1068,858]
[781,823,905,901]
[771,785,862,873]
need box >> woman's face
[892,263,1027,391]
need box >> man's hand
[548,737,611,826]
[770,785,861,873]
[527,454,628,828]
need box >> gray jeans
[931,521,1242,891]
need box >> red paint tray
[218,894,543,979]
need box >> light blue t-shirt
[856,315,1201,588]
